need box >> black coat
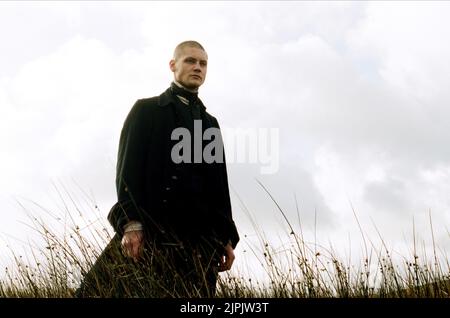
[108,86,239,249]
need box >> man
[76,41,239,298]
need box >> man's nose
[193,62,202,71]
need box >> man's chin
[183,81,202,90]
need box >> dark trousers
[75,234,220,298]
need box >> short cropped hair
[173,41,206,60]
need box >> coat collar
[158,87,207,110]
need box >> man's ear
[169,59,176,72]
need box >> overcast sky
[1,1,449,273]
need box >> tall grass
[0,183,449,298]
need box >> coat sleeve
[108,100,151,236]
[220,150,240,249]
[213,117,240,249]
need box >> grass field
[1,185,448,298]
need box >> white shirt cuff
[123,221,143,233]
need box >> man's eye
[200,62,207,67]
[185,59,196,64]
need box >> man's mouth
[191,75,201,80]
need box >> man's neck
[174,80,199,93]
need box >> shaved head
[173,40,207,60]
[170,40,208,90]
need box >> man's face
[170,46,208,90]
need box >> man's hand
[121,230,144,262]
[218,242,235,272]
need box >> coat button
[171,175,178,180]
[165,187,171,191]
[162,199,167,203]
